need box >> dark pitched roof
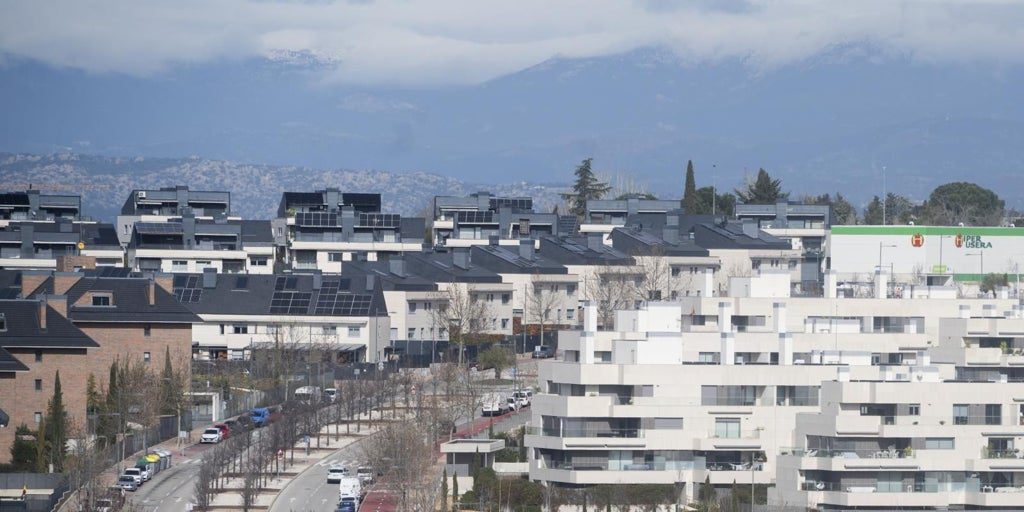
[538,236,634,266]
[64,278,200,323]
[342,260,438,292]
[0,300,98,348]
[609,227,710,257]
[0,346,29,372]
[405,251,504,284]
[470,244,568,275]
[175,273,388,317]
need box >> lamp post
[937,234,952,274]
[878,243,897,273]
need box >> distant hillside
[0,153,570,222]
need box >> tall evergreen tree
[682,160,698,213]
[452,472,459,510]
[561,158,611,219]
[735,168,785,204]
[45,371,67,471]
[101,361,120,442]
[160,346,177,415]
[441,467,449,512]
[34,415,47,473]
[863,195,884,225]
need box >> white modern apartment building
[178,271,390,362]
[526,269,1024,509]
[126,216,275,274]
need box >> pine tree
[561,158,611,219]
[863,195,884,225]
[735,168,785,204]
[683,160,698,213]
[45,371,67,471]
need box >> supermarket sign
[954,233,992,249]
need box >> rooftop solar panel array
[269,291,312,314]
[295,212,339,227]
[490,197,532,211]
[274,276,298,291]
[358,213,400,228]
[314,293,373,316]
[455,211,495,224]
[172,274,204,303]
[135,222,184,235]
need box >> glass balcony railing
[780,447,915,459]
[527,426,642,438]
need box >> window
[143,352,151,363]
[91,293,112,307]
[714,418,741,439]
[408,301,417,313]
[501,319,509,329]
[407,328,415,339]
[652,418,683,430]
[985,404,1002,425]
[171,260,187,272]
[0,313,6,331]
[698,352,717,364]
[249,257,268,266]
[953,404,969,425]
[925,438,955,449]
[908,404,920,416]
[34,379,42,391]
[328,252,344,262]
[233,325,248,334]
[566,309,575,320]
[348,326,361,337]
[487,293,495,301]
[671,267,681,277]
[34,412,42,424]
[501,293,510,304]
[322,325,337,335]
[788,260,798,269]
[196,260,213,270]
[266,325,279,335]
[566,284,576,295]
[35,350,42,362]
[219,324,225,335]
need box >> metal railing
[780,448,914,459]
[527,426,642,438]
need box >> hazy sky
[3,0,1024,86]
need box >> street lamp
[937,234,952,274]
[878,243,897,274]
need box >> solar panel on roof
[358,213,400,228]
[135,222,183,235]
[269,291,312,314]
[234,276,249,289]
[456,211,494,224]
[314,293,372,316]
[173,288,203,303]
[274,276,299,291]
[295,212,339,227]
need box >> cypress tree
[683,160,698,213]
[45,371,67,471]
[452,472,459,510]
[441,467,449,512]
[34,415,47,473]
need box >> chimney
[874,270,888,299]
[365,274,376,291]
[702,268,714,297]
[453,248,470,270]
[154,274,174,294]
[741,219,759,239]
[778,333,793,365]
[580,301,597,364]
[824,271,838,299]
[718,301,733,333]
[389,256,406,277]
[488,235,499,246]
[38,298,47,330]
[312,272,322,290]
[586,233,603,251]
[20,273,48,297]
[662,225,679,244]
[773,302,787,334]
[519,239,534,260]
[43,294,67,318]
[958,304,971,319]
[720,332,735,365]
[148,278,156,306]
[202,268,217,288]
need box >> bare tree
[525,272,565,347]
[360,418,438,511]
[429,282,492,365]
[582,265,636,329]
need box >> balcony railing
[542,460,698,471]
[528,427,642,439]
[981,448,1024,459]
[780,448,915,459]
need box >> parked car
[200,427,223,444]
[214,423,231,439]
[512,390,531,408]
[532,345,554,359]
[481,392,510,416]
[223,418,244,433]
[121,468,143,485]
[356,467,374,485]
[235,415,253,431]
[327,464,349,483]
[135,464,151,482]
[116,476,138,492]
[250,406,282,427]
[506,396,520,412]
[324,388,339,403]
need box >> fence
[0,474,67,512]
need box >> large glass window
[714,418,740,439]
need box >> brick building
[0,269,197,463]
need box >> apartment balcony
[531,461,696,485]
[780,448,919,472]
[525,427,646,450]
[696,428,764,451]
[802,483,1024,508]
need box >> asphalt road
[270,437,371,512]
[127,442,215,512]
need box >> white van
[294,386,322,402]
[481,392,509,416]
[338,476,362,502]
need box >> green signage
[961,235,992,249]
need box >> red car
[214,423,231,439]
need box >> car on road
[356,467,374,485]
[336,497,357,512]
[512,390,531,408]
[214,423,231,439]
[506,396,520,412]
[481,392,510,416]
[250,406,282,427]
[532,345,554,359]
[327,464,349,483]
[121,468,143,485]
[200,427,223,444]
[116,476,138,492]
[135,464,151,482]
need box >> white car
[200,427,223,444]
[325,388,338,403]
[512,391,531,408]
[136,465,151,481]
[327,464,349,483]
[122,468,143,485]
[356,467,374,485]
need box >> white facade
[191,314,389,362]
[526,272,1024,509]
